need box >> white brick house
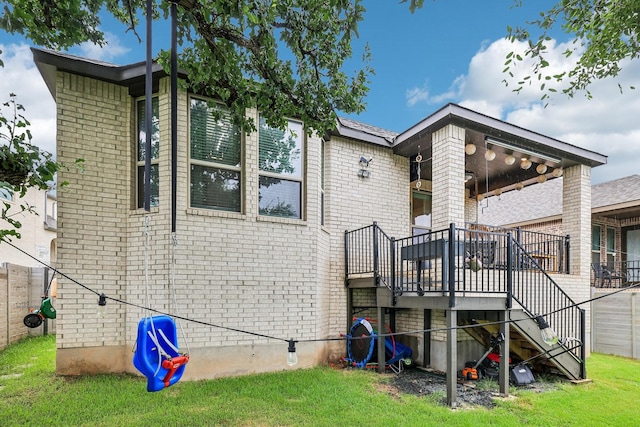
[33,48,606,405]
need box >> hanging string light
[414,146,430,190]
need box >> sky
[1,1,639,185]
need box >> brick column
[562,164,592,276]
[431,124,465,230]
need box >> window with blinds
[189,98,242,212]
[258,116,303,219]
[136,97,159,209]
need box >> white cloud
[77,31,131,62]
[448,38,640,184]
[0,43,56,157]
[406,83,430,107]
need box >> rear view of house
[33,48,606,406]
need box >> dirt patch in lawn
[384,367,560,409]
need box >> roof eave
[393,103,608,168]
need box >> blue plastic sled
[133,315,189,392]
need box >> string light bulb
[520,158,532,170]
[98,293,107,318]
[552,168,563,177]
[484,149,496,161]
[515,182,524,191]
[504,154,516,165]
[535,315,559,346]
[465,144,477,155]
[537,175,547,183]
[536,164,548,174]
[287,339,298,366]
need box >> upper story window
[136,97,160,208]
[189,98,242,212]
[258,116,303,219]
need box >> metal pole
[144,0,153,212]
[171,2,178,233]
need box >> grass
[1,335,639,426]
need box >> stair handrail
[510,238,584,364]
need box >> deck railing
[345,222,585,371]
[467,223,570,274]
[591,260,640,288]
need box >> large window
[189,98,242,212]
[258,116,303,219]
[136,97,159,208]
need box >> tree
[0,93,81,241]
[0,0,372,136]
[403,0,639,100]
[504,0,639,100]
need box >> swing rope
[171,232,190,356]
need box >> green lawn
[1,335,638,426]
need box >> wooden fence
[591,288,640,359]
[0,264,53,351]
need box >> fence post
[580,308,586,379]
[565,234,571,274]
[506,232,513,309]
[448,223,456,308]
[390,237,396,298]
[373,222,379,286]
[344,229,349,287]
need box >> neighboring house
[0,186,57,267]
[478,175,640,287]
[33,48,606,406]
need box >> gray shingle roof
[592,174,640,209]
[337,117,399,141]
[478,178,563,225]
[478,175,640,226]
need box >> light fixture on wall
[484,149,496,161]
[520,158,532,170]
[358,155,372,179]
[536,164,548,174]
[358,169,371,178]
[535,315,559,346]
[465,143,477,155]
[359,156,372,167]
[504,154,516,165]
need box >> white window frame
[257,116,304,220]
[135,96,160,209]
[188,96,243,213]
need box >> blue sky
[1,1,639,184]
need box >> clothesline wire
[4,236,640,345]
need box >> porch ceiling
[394,104,607,196]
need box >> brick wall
[55,72,130,359]
[53,70,410,377]
[324,136,410,357]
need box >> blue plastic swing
[133,315,189,392]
